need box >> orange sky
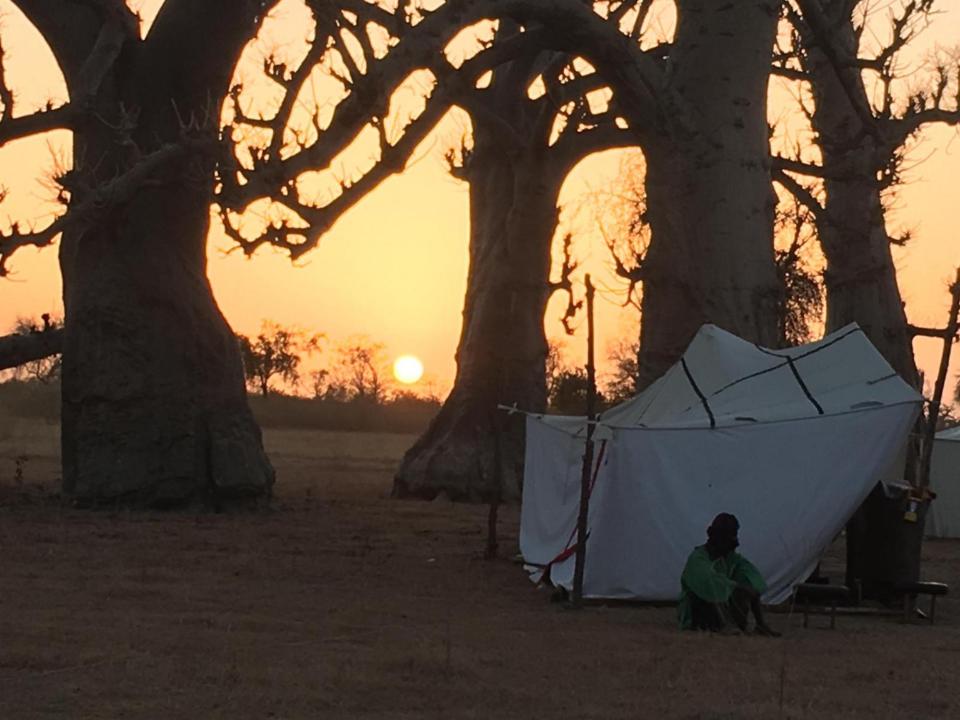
[1,0,959,399]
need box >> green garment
[677,545,767,629]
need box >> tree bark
[636,0,782,388]
[0,328,63,371]
[60,157,274,507]
[14,1,276,507]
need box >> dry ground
[0,417,958,719]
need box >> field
[1,418,959,719]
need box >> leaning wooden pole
[572,275,597,606]
[918,267,960,489]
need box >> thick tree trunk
[37,2,277,507]
[393,135,559,501]
[636,0,781,388]
[0,329,63,372]
[818,176,917,383]
[60,160,274,507]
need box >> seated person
[678,512,780,636]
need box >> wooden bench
[795,583,850,629]
[895,581,949,624]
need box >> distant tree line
[1,317,440,435]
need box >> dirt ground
[0,418,959,719]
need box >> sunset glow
[0,0,959,397]
[393,355,424,385]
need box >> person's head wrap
[707,513,740,543]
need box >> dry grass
[0,419,958,719]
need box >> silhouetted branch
[772,154,836,179]
[772,167,825,221]
[549,233,582,335]
[909,323,952,339]
[552,123,634,175]
[223,6,499,201]
[221,63,469,258]
[0,138,213,274]
[771,65,808,82]
[884,58,960,147]
[0,103,81,148]
[630,0,655,40]
[6,0,135,125]
[0,326,63,371]
[791,0,878,133]
[0,37,12,121]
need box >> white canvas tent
[928,426,960,538]
[520,324,921,604]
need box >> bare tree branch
[548,233,582,335]
[0,138,213,274]
[0,326,63,372]
[771,65,808,82]
[0,103,80,148]
[772,154,829,179]
[0,37,13,121]
[220,67,462,258]
[791,0,878,133]
[551,122,634,176]
[772,166,826,221]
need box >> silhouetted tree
[604,337,640,404]
[0,1,285,506]
[549,368,594,414]
[238,322,320,396]
[334,340,389,404]
[309,368,347,402]
[4,0,876,505]
[224,1,784,500]
[773,200,823,346]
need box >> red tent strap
[537,439,608,581]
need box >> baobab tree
[238,321,320,397]
[221,9,630,500]
[224,0,785,498]
[0,0,537,505]
[0,1,284,506]
[2,0,790,505]
[392,37,634,500]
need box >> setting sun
[393,355,424,385]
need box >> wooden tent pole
[919,267,960,489]
[572,275,597,606]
